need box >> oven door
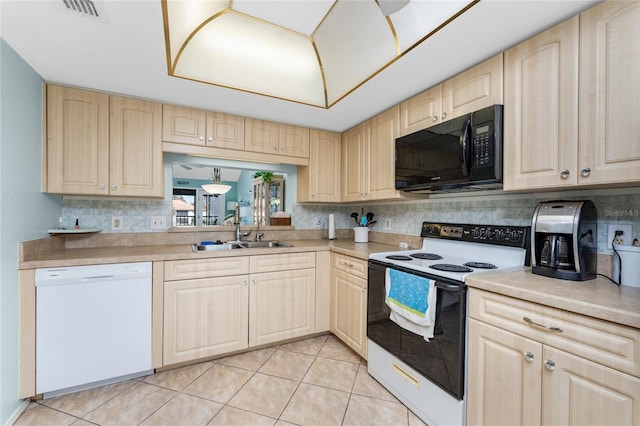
[367,259,466,400]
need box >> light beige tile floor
[14,335,428,426]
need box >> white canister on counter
[354,226,369,243]
[613,244,640,286]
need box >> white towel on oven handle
[385,269,437,341]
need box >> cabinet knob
[208,136,212,142]
[251,279,256,285]
[544,359,555,371]
[433,116,438,122]
[441,112,447,119]
[199,136,204,141]
[98,184,106,190]
[273,146,278,151]
[581,167,591,177]
[111,184,117,191]
[524,352,535,363]
[243,280,248,286]
[281,147,286,151]
[560,169,570,179]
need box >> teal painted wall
[0,38,62,423]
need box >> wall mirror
[166,153,296,227]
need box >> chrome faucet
[234,203,251,241]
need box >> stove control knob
[496,229,506,241]
[510,231,520,242]
[472,228,481,239]
[432,226,440,235]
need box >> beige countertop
[466,268,640,329]
[18,238,396,269]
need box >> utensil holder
[354,226,369,243]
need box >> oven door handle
[435,282,463,291]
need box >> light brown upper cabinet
[342,106,401,202]
[579,1,640,186]
[162,104,245,150]
[297,129,341,202]
[503,16,580,190]
[399,54,503,136]
[505,1,640,191]
[245,119,310,158]
[46,85,164,197]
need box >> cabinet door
[542,346,640,426]
[163,276,249,365]
[206,112,245,150]
[110,96,164,197]
[330,269,367,359]
[245,118,280,155]
[366,106,400,200]
[249,269,315,347]
[279,124,310,158]
[442,53,503,121]
[503,16,579,190]
[298,130,341,202]
[579,1,640,185]
[341,123,367,202]
[466,319,542,426]
[162,104,207,145]
[46,85,109,195]
[399,85,442,136]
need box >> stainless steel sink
[191,243,242,251]
[226,240,294,249]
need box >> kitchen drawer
[333,253,367,279]
[469,288,640,377]
[164,257,249,281]
[250,252,315,273]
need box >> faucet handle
[256,232,264,241]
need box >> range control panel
[421,222,530,248]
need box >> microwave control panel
[474,125,491,166]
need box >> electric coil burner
[429,263,473,273]
[410,253,443,260]
[367,222,530,426]
[385,255,413,261]
[464,261,497,269]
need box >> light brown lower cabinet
[330,253,368,359]
[467,289,640,426]
[163,275,249,365]
[163,253,316,366]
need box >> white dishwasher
[36,262,153,397]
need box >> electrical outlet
[384,218,392,230]
[607,224,632,249]
[151,216,166,230]
[313,217,322,228]
[111,216,123,231]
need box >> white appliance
[368,222,530,426]
[36,262,153,397]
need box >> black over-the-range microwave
[395,104,503,193]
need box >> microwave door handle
[459,118,472,176]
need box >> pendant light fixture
[202,168,231,196]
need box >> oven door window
[367,261,466,400]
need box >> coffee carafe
[531,200,597,281]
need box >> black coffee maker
[531,200,597,281]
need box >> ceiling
[0,0,600,133]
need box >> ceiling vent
[61,0,99,17]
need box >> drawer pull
[524,352,534,363]
[523,317,563,333]
[392,363,420,389]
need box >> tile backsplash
[62,188,640,254]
